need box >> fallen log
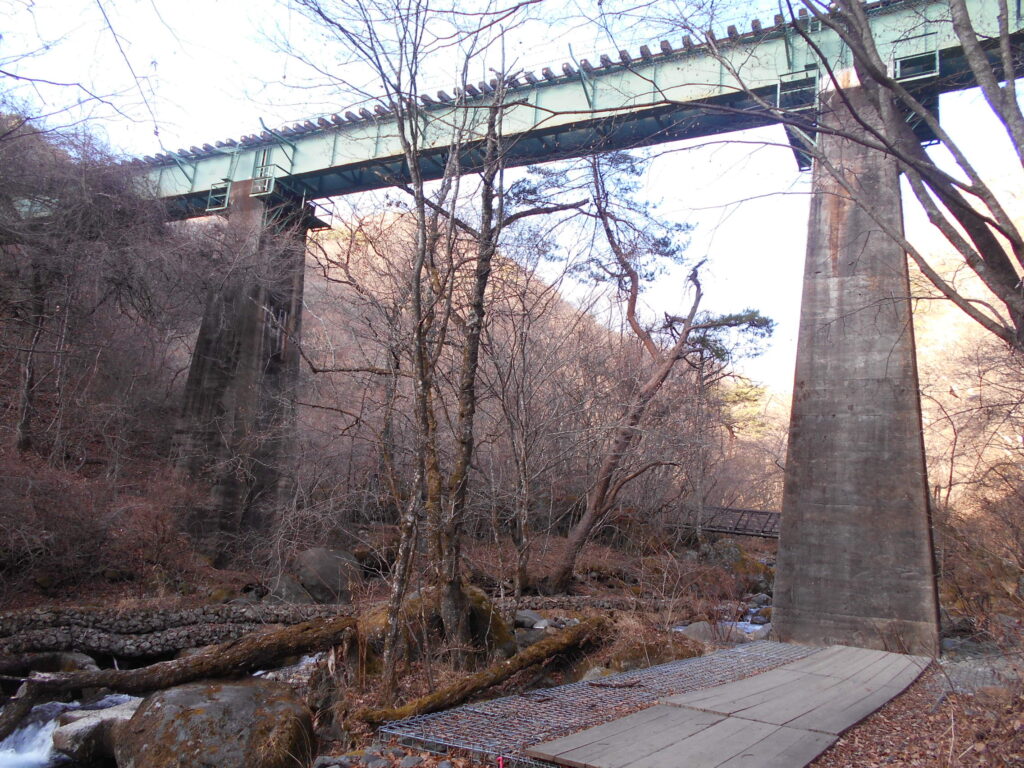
[358,616,609,725]
[0,615,356,741]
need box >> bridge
[137,0,984,215]
[677,507,782,539]
[151,0,1021,657]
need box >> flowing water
[0,695,139,768]
[0,702,75,768]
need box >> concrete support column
[175,180,307,558]
[774,85,939,655]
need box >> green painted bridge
[135,0,1015,217]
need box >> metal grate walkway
[379,641,817,766]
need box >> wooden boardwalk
[526,645,930,768]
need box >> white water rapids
[0,695,138,768]
[0,702,74,768]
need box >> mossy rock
[733,553,774,594]
[606,635,704,673]
[356,584,514,665]
[206,586,238,604]
[464,584,515,657]
[113,679,314,768]
[572,632,703,680]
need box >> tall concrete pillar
[175,180,307,558]
[774,85,939,655]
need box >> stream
[0,695,139,768]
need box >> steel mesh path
[379,641,817,766]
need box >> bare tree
[290,0,585,676]
[477,231,600,596]
[549,153,771,592]
[0,115,202,460]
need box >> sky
[2,0,1016,394]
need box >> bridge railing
[672,506,781,538]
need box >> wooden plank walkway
[526,645,930,768]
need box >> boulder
[312,757,360,768]
[14,651,100,674]
[678,621,720,644]
[751,574,774,596]
[207,586,240,603]
[939,607,975,638]
[53,698,140,763]
[679,622,770,647]
[266,573,316,605]
[707,540,742,567]
[463,585,516,658]
[359,584,514,662]
[514,609,544,628]
[56,651,101,672]
[745,623,772,641]
[295,548,362,604]
[112,679,315,768]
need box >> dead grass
[814,668,1024,767]
[461,535,639,594]
[0,449,235,610]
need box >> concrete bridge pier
[175,180,308,559]
[773,85,940,655]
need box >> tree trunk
[437,99,503,654]
[357,616,608,725]
[15,264,45,453]
[380,492,419,704]
[550,334,695,593]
